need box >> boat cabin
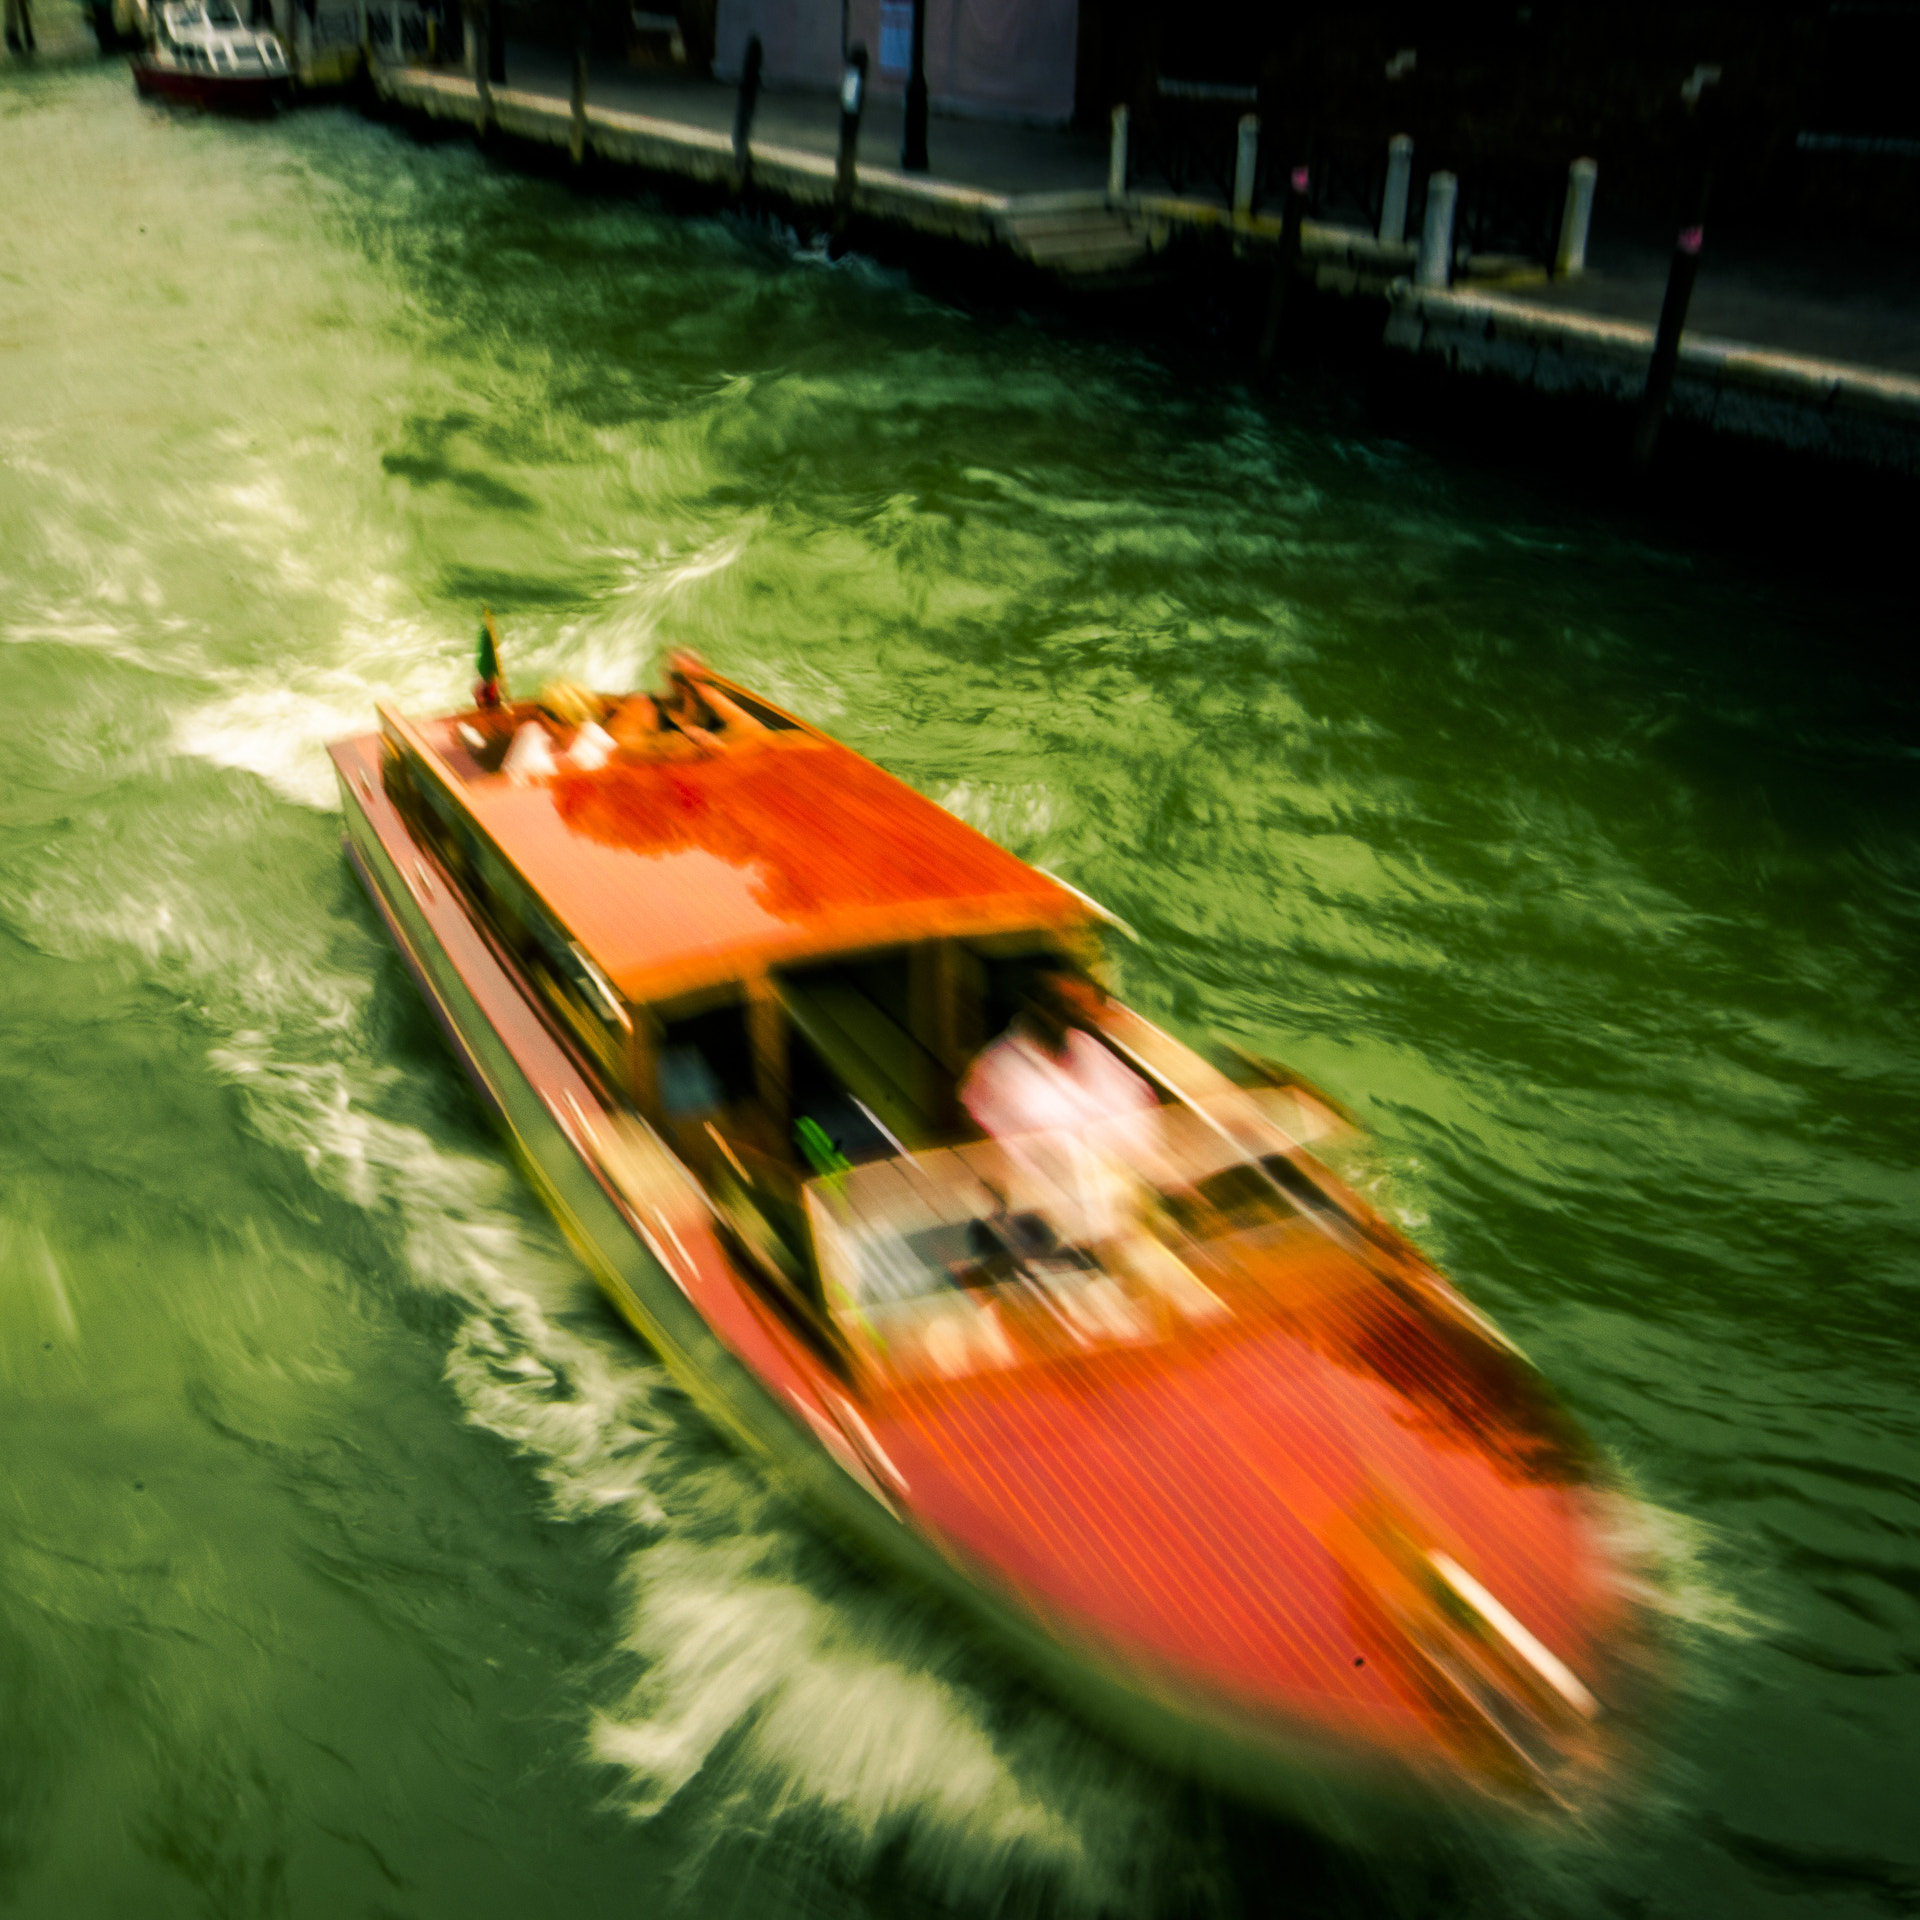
[377,659,1356,1388]
[154,0,288,73]
[376,666,1135,1313]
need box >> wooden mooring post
[1416,172,1457,289]
[1258,165,1309,370]
[1555,158,1597,276]
[830,42,868,255]
[1632,64,1719,474]
[568,2,588,167]
[1233,115,1260,218]
[1631,224,1703,473]
[901,0,928,171]
[472,13,492,126]
[731,32,762,189]
[1379,134,1413,246]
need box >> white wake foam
[131,906,1188,1910]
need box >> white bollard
[1556,156,1598,276]
[1108,104,1129,204]
[1233,114,1260,217]
[1416,171,1457,288]
[1379,133,1413,245]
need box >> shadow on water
[381,448,541,513]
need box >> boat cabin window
[775,948,950,1151]
[476,849,629,1073]
[764,934,1107,1161]
[656,1001,757,1122]
[391,748,631,1082]
[646,992,830,1319]
[977,947,1072,1049]
[709,689,802,732]
[785,1026,904,1168]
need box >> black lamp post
[901,0,928,171]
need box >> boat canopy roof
[380,682,1090,1009]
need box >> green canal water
[4,61,1918,1920]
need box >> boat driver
[960,970,1160,1243]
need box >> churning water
[3,60,1917,1920]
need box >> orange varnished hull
[329,669,1648,1834]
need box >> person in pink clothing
[961,972,1160,1241]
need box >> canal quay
[4,22,1920,1920]
[350,41,1920,488]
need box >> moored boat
[132,0,287,109]
[329,648,1648,1834]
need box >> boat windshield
[807,1102,1344,1362]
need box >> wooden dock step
[998,201,1155,280]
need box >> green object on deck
[794,1116,850,1177]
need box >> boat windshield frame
[802,1092,1357,1375]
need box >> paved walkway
[504,44,1110,200]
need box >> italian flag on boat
[474,608,504,709]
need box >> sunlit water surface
[3,62,1917,1920]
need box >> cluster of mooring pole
[1111,88,1709,481]
[1198,113,1605,353]
[1230,122,1600,375]
[1383,145,1596,283]
[412,14,1724,490]
[725,5,926,243]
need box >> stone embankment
[369,58,1920,479]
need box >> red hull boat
[132,0,288,111]
[329,655,1647,1836]
[131,58,283,107]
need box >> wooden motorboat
[132,0,288,109]
[329,652,1645,1834]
